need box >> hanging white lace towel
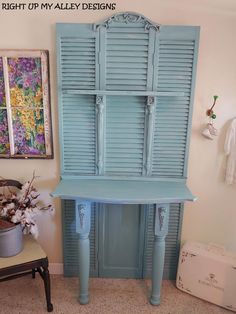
[224,118,236,184]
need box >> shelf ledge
[52,178,196,204]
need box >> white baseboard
[49,263,64,274]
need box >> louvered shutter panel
[58,24,97,90]
[143,26,199,279]
[61,94,96,175]
[57,24,98,175]
[152,96,188,177]
[105,96,145,176]
[62,200,98,276]
[105,26,150,90]
[151,26,199,178]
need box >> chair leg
[42,263,53,312]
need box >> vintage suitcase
[176,241,236,312]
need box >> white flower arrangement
[0,173,52,238]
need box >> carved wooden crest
[95,12,160,31]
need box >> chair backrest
[0,180,22,189]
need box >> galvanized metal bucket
[0,223,23,257]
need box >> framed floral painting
[0,50,53,158]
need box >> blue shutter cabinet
[57,13,199,280]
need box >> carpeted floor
[0,276,230,314]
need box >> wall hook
[206,95,218,120]
[202,96,219,140]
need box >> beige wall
[0,0,236,263]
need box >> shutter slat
[107,68,147,75]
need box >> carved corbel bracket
[158,206,166,231]
[154,204,170,236]
[78,204,86,229]
[75,201,91,234]
[146,96,155,115]
[96,95,105,115]
[147,96,155,105]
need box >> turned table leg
[150,204,169,305]
[76,200,91,305]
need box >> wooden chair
[0,235,53,312]
[0,179,53,312]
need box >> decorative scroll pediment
[95,12,161,31]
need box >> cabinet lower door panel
[98,204,145,278]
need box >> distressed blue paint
[150,235,165,305]
[55,13,200,306]
[98,26,106,90]
[151,26,200,179]
[105,23,150,91]
[95,30,100,90]
[146,28,156,91]
[52,178,196,204]
[75,201,91,234]
[143,96,156,175]
[78,234,90,304]
[62,200,98,277]
[94,12,160,31]
[75,200,91,304]
[183,30,200,177]
[152,31,160,91]
[66,90,184,96]
[105,96,145,176]
[95,95,105,175]
[98,204,145,278]
[150,204,169,305]
[57,23,97,177]
[61,94,96,175]
[143,203,183,280]
[60,175,186,182]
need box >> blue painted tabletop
[52,178,196,204]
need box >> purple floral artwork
[8,57,43,108]
[7,57,46,155]
[0,58,9,154]
[0,51,52,158]
[12,109,46,155]
[0,109,10,154]
[0,57,6,107]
